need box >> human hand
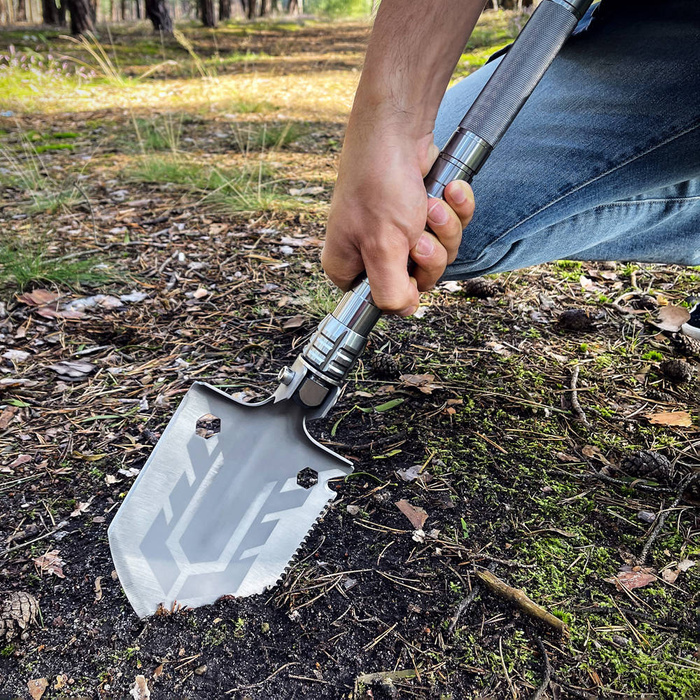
[322,129,475,316]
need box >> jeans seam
[598,196,700,208]
[459,118,700,267]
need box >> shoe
[681,299,700,340]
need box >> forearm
[350,0,487,141]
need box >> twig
[531,635,552,700]
[581,470,676,494]
[448,583,480,635]
[568,365,590,427]
[476,570,569,637]
[224,662,300,694]
[449,562,497,635]
[638,472,699,566]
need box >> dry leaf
[283,314,307,330]
[48,361,94,378]
[36,306,86,321]
[582,444,610,462]
[2,349,30,362]
[655,305,690,333]
[662,559,695,584]
[18,289,59,307]
[399,374,440,395]
[8,454,32,469]
[646,411,693,427]
[395,499,428,530]
[0,406,18,430]
[33,549,65,578]
[27,678,48,700]
[192,287,209,299]
[70,497,93,518]
[288,186,324,196]
[605,567,656,591]
[130,675,151,700]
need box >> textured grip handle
[459,0,579,148]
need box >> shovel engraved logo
[109,383,352,616]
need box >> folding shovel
[109,0,593,618]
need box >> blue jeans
[435,0,700,280]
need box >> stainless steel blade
[108,382,352,618]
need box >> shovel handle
[301,0,591,398]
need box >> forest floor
[0,14,699,700]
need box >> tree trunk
[16,0,27,21]
[145,0,172,31]
[68,0,94,34]
[246,0,255,19]
[42,0,60,23]
[218,0,229,19]
[199,0,214,25]
[134,0,140,19]
[58,0,66,23]
[258,0,267,16]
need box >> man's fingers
[409,232,448,292]
[362,240,420,315]
[321,245,365,292]
[444,180,475,229]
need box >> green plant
[0,238,113,292]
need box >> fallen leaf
[582,445,612,464]
[662,559,695,584]
[36,306,86,321]
[18,289,59,307]
[8,454,32,469]
[484,341,511,356]
[33,549,65,578]
[70,497,93,518]
[54,674,67,690]
[283,314,307,330]
[605,567,656,591]
[94,576,103,602]
[412,306,428,319]
[399,374,441,395]
[646,411,693,427]
[27,678,48,700]
[655,305,690,333]
[130,675,151,700]
[395,499,428,530]
[662,568,679,584]
[439,281,462,293]
[48,361,94,378]
[64,294,123,312]
[397,465,422,482]
[0,406,19,429]
[120,291,149,303]
[192,287,209,299]
[2,349,30,362]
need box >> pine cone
[620,451,674,483]
[673,334,700,358]
[369,352,400,380]
[462,277,501,299]
[660,359,694,384]
[557,309,594,331]
[0,591,39,642]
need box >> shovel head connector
[108,382,351,618]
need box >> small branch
[476,570,568,637]
[449,562,497,635]
[638,472,699,566]
[531,635,552,700]
[581,470,676,494]
[568,365,590,427]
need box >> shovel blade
[108,382,352,618]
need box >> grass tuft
[0,240,113,292]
